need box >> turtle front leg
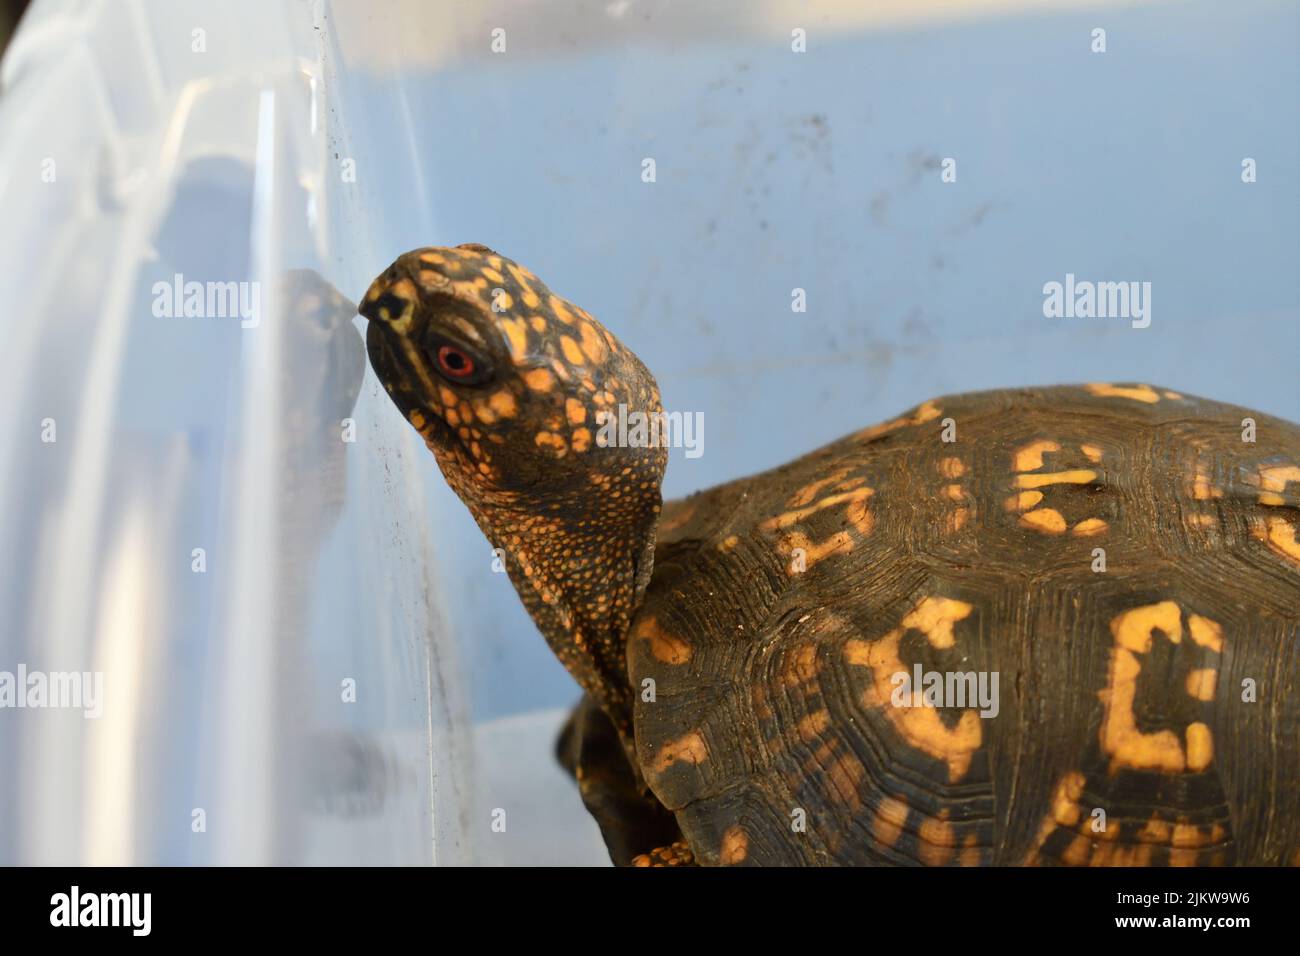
[556,694,684,866]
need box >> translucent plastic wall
[0,0,1295,865]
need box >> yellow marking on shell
[872,797,909,848]
[579,322,608,363]
[917,813,957,866]
[1061,835,1092,866]
[534,431,568,457]
[946,507,970,532]
[501,318,529,361]
[815,745,868,818]
[1163,389,1184,399]
[787,468,856,507]
[1072,518,1108,537]
[717,535,739,552]
[1185,723,1214,772]
[943,484,965,501]
[488,389,518,419]
[797,710,831,741]
[1099,603,1224,775]
[1185,668,1218,701]
[652,730,708,773]
[1253,515,1300,564]
[960,833,982,867]
[1080,443,1103,463]
[1013,439,1061,472]
[1104,642,1176,766]
[1187,513,1216,529]
[1192,474,1222,500]
[1085,382,1160,403]
[418,252,447,266]
[528,315,547,332]
[480,266,505,283]
[1052,771,1086,827]
[1019,508,1066,534]
[761,487,874,531]
[1259,465,1300,505]
[938,457,965,478]
[1187,614,1223,652]
[1005,490,1044,512]
[565,397,587,425]
[1112,600,1182,653]
[720,826,749,865]
[783,644,820,686]
[633,616,692,665]
[779,530,853,571]
[571,427,592,453]
[560,335,585,365]
[846,597,982,782]
[1137,817,1171,844]
[901,596,973,650]
[523,368,555,392]
[852,400,942,442]
[1014,469,1097,489]
[549,295,577,325]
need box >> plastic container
[0,0,1294,865]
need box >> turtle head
[360,244,666,730]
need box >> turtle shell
[627,384,1300,865]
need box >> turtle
[358,243,1300,866]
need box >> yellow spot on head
[501,318,529,361]
[488,389,518,419]
[565,397,587,425]
[571,427,591,453]
[579,322,608,363]
[534,431,568,457]
[560,335,585,365]
[549,295,577,325]
[523,368,555,392]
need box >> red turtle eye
[436,344,476,380]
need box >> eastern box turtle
[360,244,1300,866]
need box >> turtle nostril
[359,292,409,324]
